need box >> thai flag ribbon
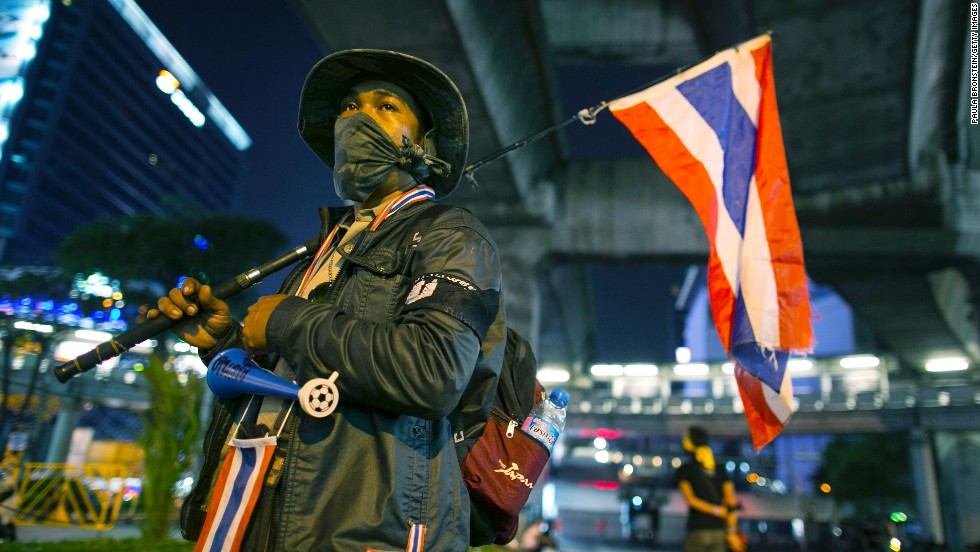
[195,435,278,552]
[609,34,812,450]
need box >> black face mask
[333,112,451,202]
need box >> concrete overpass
[286,0,978,382]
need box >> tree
[813,432,913,519]
[52,211,289,317]
[137,354,204,541]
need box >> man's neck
[357,187,408,212]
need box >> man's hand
[726,529,747,552]
[242,294,289,354]
[146,277,232,350]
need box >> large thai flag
[609,34,811,450]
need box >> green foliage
[0,538,193,551]
[51,211,289,317]
[813,432,913,518]
[136,355,204,542]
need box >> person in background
[674,425,744,552]
[150,49,506,551]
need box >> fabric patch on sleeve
[404,273,499,340]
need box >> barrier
[13,463,127,530]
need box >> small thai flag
[195,436,277,552]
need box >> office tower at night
[0,0,250,264]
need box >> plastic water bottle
[521,388,569,451]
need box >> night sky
[137,1,336,251]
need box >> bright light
[595,450,610,463]
[537,368,570,383]
[722,362,735,374]
[675,346,692,364]
[0,80,24,104]
[75,329,113,342]
[170,89,206,127]
[155,69,179,94]
[788,359,813,372]
[792,519,805,538]
[673,363,709,376]
[820,483,831,493]
[925,357,969,372]
[542,482,558,519]
[591,364,624,377]
[623,464,634,476]
[840,355,880,369]
[624,363,658,377]
[671,457,682,468]
[593,437,607,450]
[890,537,901,551]
[13,321,53,333]
[651,456,662,467]
[55,340,117,369]
[631,495,641,507]
[173,354,207,377]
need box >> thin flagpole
[461,31,773,188]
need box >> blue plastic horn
[206,348,340,418]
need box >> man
[150,50,505,551]
[674,426,743,552]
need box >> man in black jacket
[150,50,505,551]
[674,426,743,552]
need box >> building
[0,0,250,264]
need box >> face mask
[333,112,452,202]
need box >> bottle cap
[549,388,569,408]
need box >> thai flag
[609,34,811,450]
[195,436,278,552]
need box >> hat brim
[297,50,468,198]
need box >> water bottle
[521,388,570,451]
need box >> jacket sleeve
[265,220,502,420]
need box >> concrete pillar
[909,427,945,545]
[933,431,980,549]
[45,390,82,464]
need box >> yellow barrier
[13,463,127,530]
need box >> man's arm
[722,480,738,529]
[678,480,726,518]
[261,222,502,419]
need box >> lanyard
[296,186,436,294]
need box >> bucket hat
[297,49,468,198]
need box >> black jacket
[181,200,506,551]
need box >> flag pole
[461,31,773,188]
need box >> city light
[788,359,813,372]
[840,354,880,369]
[155,69,179,94]
[673,363,709,376]
[13,321,53,333]
[170,89,206,127]
[624,363,658,377]
[590,364,624,377]
[537,367,570,382]
[925,357,969,372]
